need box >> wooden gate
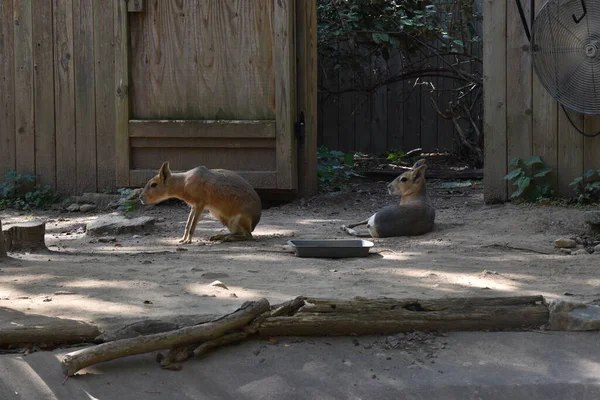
[115,0,297,190]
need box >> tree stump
[0,220,6,258]
[3,221,47,252]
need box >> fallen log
[0,307,100,346]
[60,296,549,376]
[61,298,270,376]
[257,296,548,337]
[2,221,47,252]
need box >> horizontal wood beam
[130,137,276,149]
[129,170,278,189]
[129,120,276,138]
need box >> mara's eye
[150,182,158,188]
[400,177,408,182]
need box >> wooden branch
[61,298,270,376]
[257,296,548,337]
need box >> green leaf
[511,176,531,198]
[524,155,543,166]
[569,177,584,186]
[504,168,523,181]
[509,157,521,167]
[584,169,597,179]
[533,166,553,178]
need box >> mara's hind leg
[210,215,253,242]
[340,217,373,238]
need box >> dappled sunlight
[65,279,134,290]
[293,218,345,225]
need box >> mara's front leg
[179,206,202,244]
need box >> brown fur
[140,162,261,243]
[342,159,435,238]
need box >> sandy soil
[0,180,598,331]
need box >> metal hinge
[295,111,305,144]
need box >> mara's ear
[158,161,171,182]
[412,164,426,182]
[412,158,427,169]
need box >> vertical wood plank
[403,78,421,152]
[74,0,97,193]
[13,0,35,176]
[295,0,318,197]
[94,0,115,192]
[0,0,16,177]
[583,117,600,173]
[386,53,404,152]
[33,0,56,188]
[127,0,143,13]
[483,0,507,202]
[54,0,77,194]
[557,108,584,196]
[274,0,296,189]
[371,84,388,155]
[115,0,130,187]
[420,78,438,153]
[506,0,532,187]
[532,0,558,192]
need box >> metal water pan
[287,239,374,258]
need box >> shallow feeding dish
[287,239,374,258]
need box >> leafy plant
[0,170,59,210]
[570,169,600,205]
[116,188,140,213]
[386,150,406,162]
[504,156,554,201]
[317,146,362,190]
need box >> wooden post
[296,0,318,198]
[483,0,508,203]
[0,220,6,257]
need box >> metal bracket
[572,0,587,24]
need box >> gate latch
[294,111,305,144]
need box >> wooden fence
[483,0,600,201]
[0,1,317,197]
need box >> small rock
[43,297,52,302]
[559,248,572,254]
[67,203,80,212]
[133,234,142,239]
[86,215,155,236]
[554,238,577,249]
[98,236,117,243]
[190,267,204,272]
[330,269,338,273]
[229,293,238,298]
[143,300,153,304]
[79,204,97,213]
[141,260,153,264]
[573,249,589,256]
[128,188,143,200]
[594,244,600,254]
[563,292,574,296]
[210,280,229,290]
[176,247,188,252]
[584,211,600,234]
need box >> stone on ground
[86,215,155,236]
[554,238,577,249]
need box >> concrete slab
[1,332,600,399]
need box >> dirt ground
[0,179,598,332]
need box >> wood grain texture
[94,0,116,192]
[130,137,275,149]
[74,0,97,192]
[531,0,558,192]
[583,117,600,172]
[33,0,56,188]
[53,0,77,194]
[114,0,130,187]
[13,0,35,175]
[127,0,144,12]
[506,0,532,188]
[0,0,16,176]
[386,53,404,151]
[403,78,421,152]
[557,107,584,196]
[483,0,507,202]
[129,0,275,120]
[371,85,388,155]
[128,120,276,138]
[274,0,296,189]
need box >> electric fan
[529,0,600,115]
